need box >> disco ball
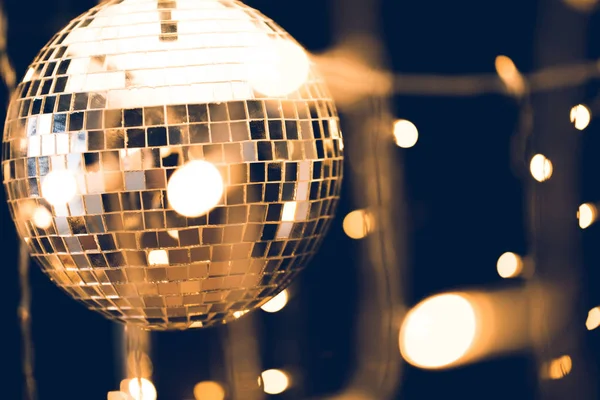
[1,0,343,330]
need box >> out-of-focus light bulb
[259,369,289,395]
[586,307,600,330]
[194,381,226,400]
[393,119,419,148]
[496,252,523,279]
[107,391,131,400]
[343,209,374,239]
[249,39,310,97]
[530,154,553,182]
[127,378,157,400]
[578,203,597,229]
[261,289,289,313]
[570,104,591,130]
[32,206,53,229]
[167,160,224,217]
[41,170,77,205]
[495,55,525,95]
[399,293,477,369]
[546,355,572,380]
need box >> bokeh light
[107,392,130,400]
[194,381,226,400]
[249,39,310,97]
[41,170,77,206]
[259,369,290,395]
[32,206,53,229]
[546,355,572,380]
[570,104,591,130]
[586,307,600,330]
[578,203,597,229]
[127,378,157,400]
[530,154,553,182]
[495,55,525,95]
[343,209,375,239]
[393,119,419,148]
[167,160,224,218]
[261,289,289,313]
[563,0,598,13]
[496,252,523,279]
[399,293,477,369]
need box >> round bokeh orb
[1,0,343,330]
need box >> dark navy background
[2,0,600,399]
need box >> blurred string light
[167,160,224,218]
[32,206,52,229]
[194,381,226,400]
[497,252,524,279]
[586,307,600,330]
[343,209,375,239]
[399,293,477,369]
[261,289,289,313]
[570,104,591,130]
[124,378,157,400]
[259,369,290,395]
[578,203,597,229]
[530,154,553,182]
[543,355,573,380]
[495,55,526,96]
[393,119,419,148]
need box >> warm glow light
[578,203,597,229]
[497,252,523,279]
[167,230,179,240]
[343,209,374,239]
[399,293,477,369]
[586,307,600,330]
[261,289,289,313]
[32,206,53,229]
[41,170,77,206]
[393,119,419,148]
[495,55,525,95]
[547,355,572,380]
[167,160,224,217]
[249,39,310,97]
[107,392,130,400]
[233,310,249,319]
[570,104,591,130]
[127,378,157,400]
[563,0,599,13]
[148,250,169,266]
[530,154,553,182]
[260,369,290,395]
[194,381,226,400]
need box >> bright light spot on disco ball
[399,293,477,369]
[259,369,290,395]
[41,170,77,206]
[570,104,591,130]
[127,378,157,400]
[148,250,169,266]
[343,209,374,239]
[194,381,226,400]
[530,154,553,182]
[249,39,310,97]
[167,160,224,217]
[261,289,289,313]
[160,147,174,158]
[233,310,249,319]
[167,230,179,240]
[496,252,523,279]
[587,307,600,330]
[32,206,53,229]
[393,119,419,148]
[578,203,597,229]
[545,355,572,380]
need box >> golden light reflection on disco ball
[1,0,343,330]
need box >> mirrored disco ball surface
[1,0,343,330]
